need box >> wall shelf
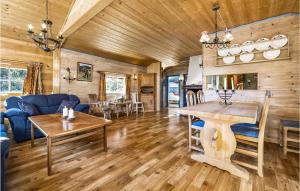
[216,57,291,67]
[216,47,289,59]
[216,36,290,67]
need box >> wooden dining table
[179,101,259,180]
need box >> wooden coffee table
[29,112,111,175]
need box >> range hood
[184,55,203,91]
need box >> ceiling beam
[60,0,114,37]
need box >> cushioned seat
[231,123,259,138]
[0,112,9,191]
[192,120,205,128]
[281,120,299,128]
[0,125,6,132]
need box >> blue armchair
[5,94,89,142]
[0,112,9,191]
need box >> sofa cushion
[5,96,21,110]
[18,101,40,116]
[47,94,70,107]
[57,100,78,113]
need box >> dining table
[178,101,259,180]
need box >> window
[0,68,27,93]
[106,74,126,94]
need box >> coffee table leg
[47,137,52,175]
[31,123,35,147]
[103,126,107,152]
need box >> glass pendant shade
[200,31,210,43]
[224,29,234,42]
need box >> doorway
[167,75,180,108]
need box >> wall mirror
[206,73,258,90]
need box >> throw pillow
[18,101,40,116]
[56,100,78,113]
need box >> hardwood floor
[5,111,299,191]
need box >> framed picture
[77,62,93,82]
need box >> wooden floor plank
[5,111,299,191]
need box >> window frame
[105,74,126,95]
[0,67,27,94]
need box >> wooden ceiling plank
[107,1,198,55]
[93,6,196,58]
[121,0,201,51]
[69,11,187,61]
[60,0,115,37]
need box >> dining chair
[186,90,197,106]
[88,94,112,119]
[280,119,300,155]
[186,90,205,152]
[230,90,271,177]
[88,94,101,114]
[196,90,205,104]
[131,92,144,114]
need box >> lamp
[63,67,76,83]
[133,74,138,80]
[179,74,184,82]
[199,3,233,49]
[27,0,64,52]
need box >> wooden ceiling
[1,0,299,67]
[64,0,299,67]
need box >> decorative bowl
[240,53,254,63]
[271,34,288,48]
[241,41,255,53]
[255,38,271,51]
[229,44,241,55]
[218,48,229,57]
[263,49,280,60]
[223,56,235,64]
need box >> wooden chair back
[186,91,197,106]
[88,94,98,103]
[258,90,271,142]
[196,90,205,104]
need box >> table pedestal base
[191,153,249,180]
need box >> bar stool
[280,119,300,155]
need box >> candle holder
[216,89,235,105]
[63,67,76,83]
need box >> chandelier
[27,0,64,52]
[199,3,233,49]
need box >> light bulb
[41,22,47,30]
[200,31,210,43]
[224,29,233,42]
[28,24,33,31]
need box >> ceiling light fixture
[27,0,64,52]
[199,3,233,49]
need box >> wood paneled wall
[59,49,147,102]
[0,35,54,111]
[147,62,162,111]
[0,37,53,93]
[202,14,300,143]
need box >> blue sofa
[5,94,89,142]
[0,112,9,191]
